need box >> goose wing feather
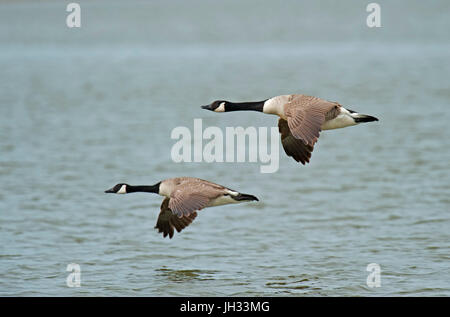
[155,197,198,238]
[168,181,223,217]
[285,95,340,146]
[278,118,314,164]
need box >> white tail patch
[208,194,240,207]
[226,189,239,196]
[321,107,357,130]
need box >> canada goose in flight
[202,94,378,164]
[105,177,258,239]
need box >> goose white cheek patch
[214,102,225,112]
[117,185,127,194]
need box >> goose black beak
[201,105,212,111]
[105,188,115,193]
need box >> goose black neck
[225,100,266,112]
[127,182,160,194]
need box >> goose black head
[105,183,129,194]
[201,100,226,112]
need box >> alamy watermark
[366,3,381,28]
[66,263,81,287]
[171,119,280,173]
[366,263,381,288]
[66,3,81,28]
[64,3,380,29]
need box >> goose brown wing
[155,197,198,239]
[278,118,314,164]
[168,182,222,217]
[285,95,340,146]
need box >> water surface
[0,0,449,296]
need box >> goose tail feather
[232,193,259,202]
[352,113,379,123]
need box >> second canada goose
[105,177,258,239]
[202,94,379,164]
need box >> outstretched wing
[285,95,340,146]
[168,183,217,217]
[155,197,198,239]
[278,119,314,164]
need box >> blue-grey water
[1,0,449,296]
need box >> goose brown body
[277,94,342,164]
[105,177,258,239]
[203,94,379,165]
